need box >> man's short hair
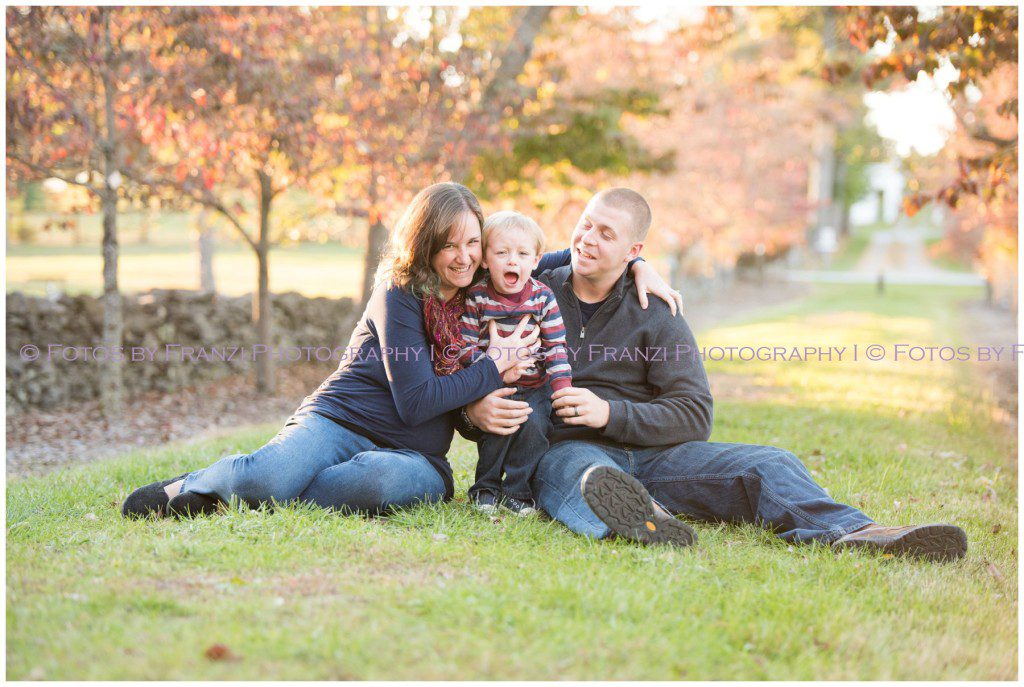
[594,187,652,242]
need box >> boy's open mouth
[502,270,520,287]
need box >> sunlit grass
[6,243,367,299]
[7,282,1016,679]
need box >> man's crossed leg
[531,439,968,561]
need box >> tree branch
[6,152,101,193]
[951,103,1018,148]
[125,168,259,252]
[334,204,370,218]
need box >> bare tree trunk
[99,187,124,417]
[255,170,275,394]
[99,8,123,419]
[447,6,554,182]
[482,7,553,102]
[361,219,388,307]
[138,198,153,244]
[360,168,388,307]
[835,158,851,237]
[196,206,216,293]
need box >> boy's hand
[501,367,523,384]
[551,386,610,428]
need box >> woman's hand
[484,316,541,375]
[466,387,532,435]
[631,260,684,316]
[551,386,610,428]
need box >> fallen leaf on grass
[985,560,1005,583]
[204,644,239,661]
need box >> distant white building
[849,162,905,226]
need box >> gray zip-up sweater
[535,264,714,446]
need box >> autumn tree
[842,6,1018,304]
[464,8,680,244]
[526,8,852,286]
[842,6,1018,210]
[7,7,169,416]
[316,6,558,307]
[136,7,345,393]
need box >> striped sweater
[459,277,573,391]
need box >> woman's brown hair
[375,182,484,299]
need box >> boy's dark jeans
[469,384,553,501]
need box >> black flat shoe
[121,473,191,519]
[167,490,224,518]
[580,466,697,548]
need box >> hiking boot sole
[581,466,696,548]
[835,524,967,561]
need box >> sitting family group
[123,182,968,562]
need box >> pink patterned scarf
[422,291,466,376]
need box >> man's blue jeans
[469,384,553,501]
[531,439,873,543]
[179,411,445,514]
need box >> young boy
[459,211,572,515]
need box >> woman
[122,182,681,519]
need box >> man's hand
[631,259,684,316]
[551,386,610,428]
[466,387,532,435]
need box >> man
[466,188,968,561]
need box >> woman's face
[432,210,482,300]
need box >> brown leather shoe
[833,523,967,561]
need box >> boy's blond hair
[482,211,545,255]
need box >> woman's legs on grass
[177,412,444,514]
[299,449,445,514]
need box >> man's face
[570,197,642,279]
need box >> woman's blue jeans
[178,411,445,514]
[531,439,873,543]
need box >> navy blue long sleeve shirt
[296,249,571,498]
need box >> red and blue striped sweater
[459,277,573,391]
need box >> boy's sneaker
[500,496,538,516]
[580,466,697,548]
[470,490,499,514]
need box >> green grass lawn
[7,284,1017,679]
[6,205,371,298]
[6,242,367,299]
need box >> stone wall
[7,290,359,412]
